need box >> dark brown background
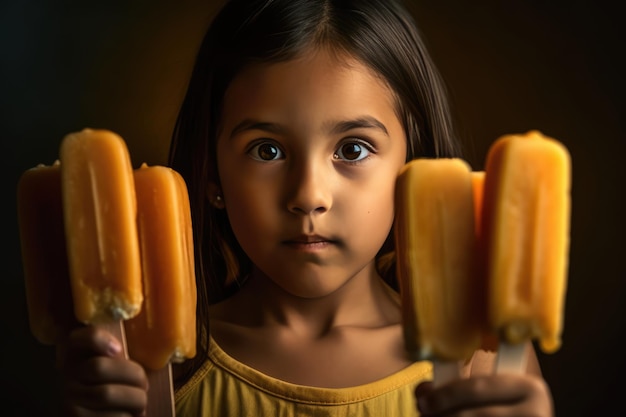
[3,1,623,416]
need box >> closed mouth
[283,234,337,248]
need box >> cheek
[220,173,278,251]
[223,184,267,228]
[222,194,265,261]
[372,189,396,233]
[345,176,397,241]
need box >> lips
[283,234,337,250]
[287,234,331,244]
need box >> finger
[64,403,145,417]
[415,380,434,397]
[74,356,148,389]
[415,381,435,415]
[65,382,148,414]
[417,374,547,415]
[66,326,124,360]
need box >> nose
[286,160,332,215]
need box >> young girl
[61,0,554,415]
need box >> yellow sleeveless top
[175,337,432,416]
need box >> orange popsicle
[470,170,499,352]
[395,158,483,362]
[59,128,143,324]
[17,161,77,344]
[481,130,571,354]
[19,129,193,417]
[471,171,485,238]
[125,163,197,371]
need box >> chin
[267,269,349,299]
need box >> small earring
[212,194,225,209]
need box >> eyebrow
[228,116,389,139]
[329,116,389,136]
[229,120,285,139]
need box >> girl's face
[215,49,407,298]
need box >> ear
[207,182,225,209]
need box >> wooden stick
[432,360,461,387]
[494,341,527,374]
[145,365,175,417]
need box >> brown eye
[342,143,361,160]
[334,141,371,162]
[258,144,279,160]
[249,142,283,161]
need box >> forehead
[220,49,400,128]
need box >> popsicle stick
[432,360,461,387]
[494,341,527,374]
[145,364,175,417]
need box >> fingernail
[107,338,122,356]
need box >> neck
[234,264,400,339]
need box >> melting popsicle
[481,130,571,372]
[18,128,197,416]
[124,163,197,417]
[471,171,485,238]
[471,170,499,353]
[125,163,197,370]
[395,158,483,384]
[17,161,77,345]
[59,128,143,325]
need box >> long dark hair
[168,0,461,384]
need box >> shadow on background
[2,1,623,416]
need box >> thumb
[414,380,435,414]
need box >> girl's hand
[58,326,149,417]
[414,373,554,417]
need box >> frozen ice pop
[125,163,197,371]
[124,163,197,417]
[18,129,194,417]
[471,171,485,238]
[59,128,143,324]
[395,158,483,366]
[17,161,77,345]
[481,130,571,364]
[470,170,499,353]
